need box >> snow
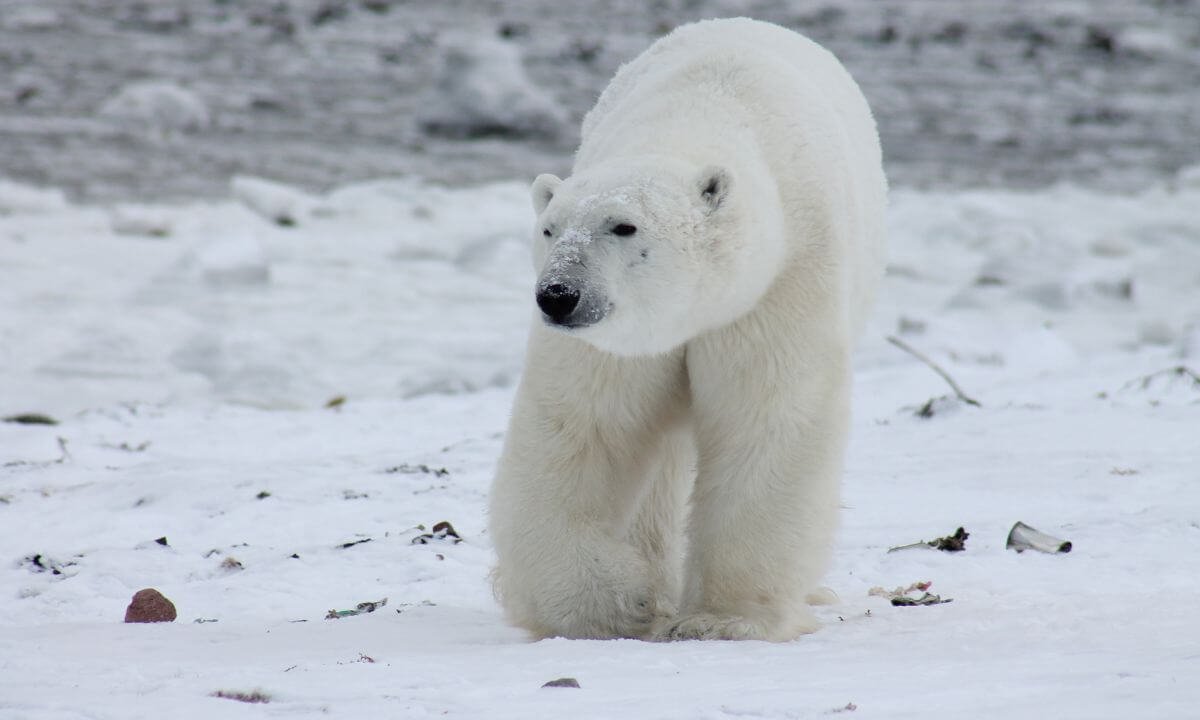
[0,180,67,215]
[2,171,1198,718]
[108,204,175,239]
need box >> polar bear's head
[528,159,785,356]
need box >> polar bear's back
[583,19,872,153]
[580,18,887,336]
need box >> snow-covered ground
[2,169,1198,718]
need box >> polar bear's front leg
[490,445,669,640]
[489,330,687,640]
[665,312,850,642]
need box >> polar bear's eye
[543,228,552,237]
[611,224,637,236]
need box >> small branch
[1122,365,1200,391]
[886,335,981,407]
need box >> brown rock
[124,588,177,623]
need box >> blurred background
[2,0,1199,202]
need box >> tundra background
[2,0,1198,201]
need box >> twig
[886,336,981,407]
[55,437,71,463]
[3,437,72,469]
[1121,365,1200,391]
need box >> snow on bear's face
[528,160,785,357]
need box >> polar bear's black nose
[537,283,580,323]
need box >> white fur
[489,18,887,642]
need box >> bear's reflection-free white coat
[489,17,887,641]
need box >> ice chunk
[196,228,270,286]
[417,36,567,140]
[1119,27,1184,57]
[230,176,318,227]
[0,179,68,214]
[1176,164,1200,191]
[98,81,210,133]
[2,6,62,31]
[110,205,175,238]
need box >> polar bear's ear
[531,173,562,214]
[698,166,731,212]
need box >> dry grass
[211,689,271,704]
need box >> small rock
[542,677,580,688]
[1084,25,1116,55]
[311,0,349,26]
[125,588,177,623]
[896,316,926,335]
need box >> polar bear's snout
[536,282,580,324]
[534,274,610,329]
[536,241,612,330]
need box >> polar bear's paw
[654,605,821,642]
[654,613,765,641]
[805,586,839,606]
[508,552,676,640]
[540,582,673,640]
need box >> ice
[230,176,321,228]
[109,204,175,238]
[98,81,211,133]
[193,225,270,287]
[417,34,568,140]
[1176,164,1200,191]
[0,5,62,31]
[1118,26,1186,57]
[0,179,68,214]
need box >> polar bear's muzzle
[535,274,610,330]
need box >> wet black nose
[536,283,580,323]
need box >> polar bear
[489,17,887,642]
